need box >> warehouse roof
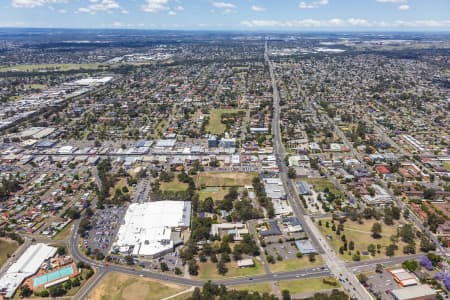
[0,244,57,298]
[114,201,191,257]
[390,285,436,300]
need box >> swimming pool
[32,265,74,287]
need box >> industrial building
[0,244,57,298]
[112,201,191,258]
[390,284,437,300]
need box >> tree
[202,197,214,213]
[371,222,382,239]
[188,260,199,276]
[49,286,66,297]
[160,262,169,272]
[357,273,368,284]
[71,277,80,287]
[376,264,384,273]
[288,167,296,179]
[20,285,32,297]
[63,280,72,290]
[349,240,355,251]
[282,290,291,300]
[57,246,66,256]
[217,259,228,275]
[175,267,183,275]
[402,260,418,272]
[400,224,415,243]
[427,253,442,267]
[125,255,134,265]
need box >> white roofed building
[0,244,57,298]
[113,201,191,258]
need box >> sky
[1,0,450,31]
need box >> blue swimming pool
[32,265,74,287]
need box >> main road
[67,43,420,299]
[265,40,373,300]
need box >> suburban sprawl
[0,29,449,300]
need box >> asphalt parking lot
[264,239,300,260]
[365,270,400,300]
[83,206,127,255]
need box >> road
[328,113,448,258]
[70,212,420,298]
[265,40,373,300]
[65,42,428,299]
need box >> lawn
[52,220,73,241]
[278,277,341,294]
[317,218,415,261]
[0,63,104,72]
[444,162,450,172]
[198,187,229,201]
[268,256,324,273]
[232,283,273,294]
[302,178,343,197]
[160,177,189,192]
[198,260,265,280]
[196,172,256,188]
[0,239,19,268]
[205,109,244,135]
[86,272,188,300]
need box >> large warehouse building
[112,201,191,258]
[0,244,57,298]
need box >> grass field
[0,63,104,72]
[302,178,343,197]
[160,177,189,192]
[205,109,244,135]
[52,221,73,241]
[317,218,415,261]
[196,172,256,188]
[87,272,188,300]
[279,277,341,294]
[109,178,133,200]
[198,187,229,201]
[198,260,265,280]
[444,162,450,172]
[0,239,19,268]
[268,256,324,273]
[232,283,273,294]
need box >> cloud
[212,2,236,9]
[142,0,170,13]
[168,10,176,15]
[212,1,236,14]
[298,0,328,9]
[240,18,450,28]
[77,0,124,14]
[11,0,66,8]
[398,4,409,10]
[376,0,406,2]
[251,5,266,12]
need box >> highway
[265,40,373,300]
